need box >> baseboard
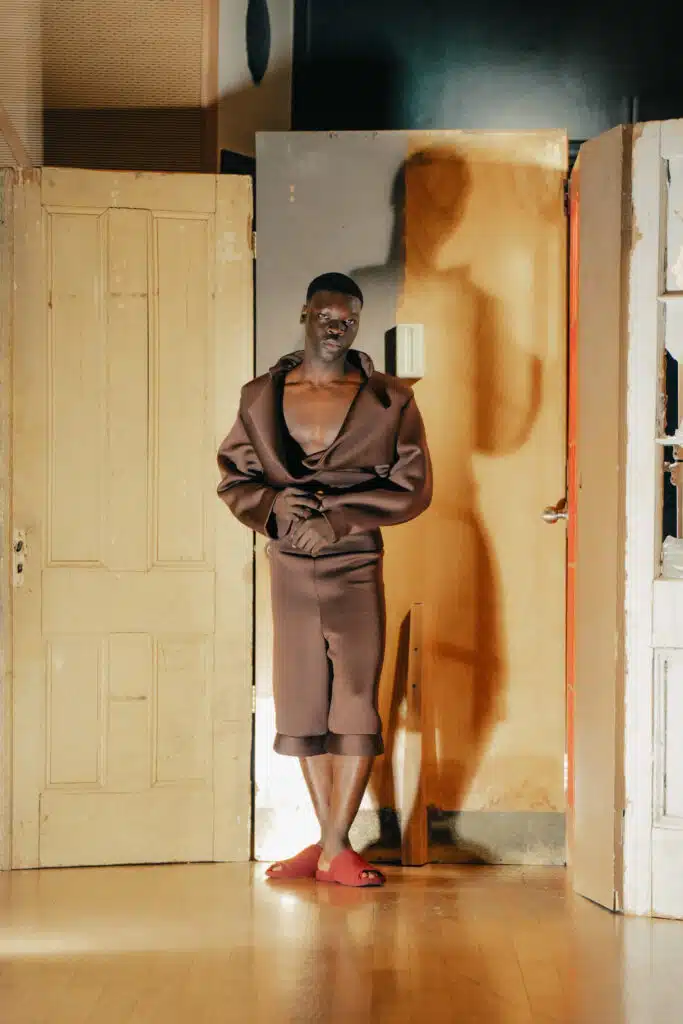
[255,807,566,866]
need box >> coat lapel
[314,374,389,467]
[243,374,289,468]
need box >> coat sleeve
[319,395,432,539]
[216,403,280,538]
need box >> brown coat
[217,350,432,553]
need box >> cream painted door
[12,169,253,868]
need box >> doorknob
[542,502,568,524]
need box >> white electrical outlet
[395,323,425,379]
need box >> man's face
[301,290,362,363]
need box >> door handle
[542,502,568,524]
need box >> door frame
[565,157,579,846]
[0,168,16,872]
[622,121,659,915]
[622,121,670,916]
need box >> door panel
[12,169,253,868]
[255,130,568,864]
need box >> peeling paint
[671,246,683,288]
[216,231,243,264]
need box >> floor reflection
[0,864,681,1023]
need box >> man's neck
[299,350,349,385]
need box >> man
[217,272,432,887]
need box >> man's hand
[290,515,336,556]
[272,488,319,530]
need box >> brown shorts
[268,546,385,757]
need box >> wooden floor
[0,864,681,1023]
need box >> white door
[642,121,683,918]
[11,169,253,868]
[569,119,683,919]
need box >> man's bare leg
[267,754,332,875]
[318,754,383,882]
[301,753,334,839]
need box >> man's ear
[300,305,308,324]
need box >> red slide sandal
[265,844,322,881]
[316,849,386,888]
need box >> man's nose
[327,320,344,336]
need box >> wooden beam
[400,603,429,867]
[0,101,33,168]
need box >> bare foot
[318,846,383,883]
[265,843,322,881]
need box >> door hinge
[12,529,27,587]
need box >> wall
[0,0,42,166]
[293,0,683,136]
[255,130,567,864]
[219,0,293,157]
[42,0,210,171]
[36,0,293,171]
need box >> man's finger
[290,521,313,546]
[292,533,310,551]
[290,522,306,543]
[299,529,316,553]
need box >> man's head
[300,272,364,364]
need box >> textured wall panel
[43,0,203,110]
[44,108,203,172]
[0,0,42,165]
[42,0,206,171]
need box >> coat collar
[246,349,391,474]
[268,349,390,409]
[269,347,374,379]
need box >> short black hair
[306,272,364,307]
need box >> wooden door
[570,129,630,910]
[571,119,683,918]
[254,131,568,864]
[11,169,253,868]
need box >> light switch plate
[395,323,425,379]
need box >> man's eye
[345,320,356,327]
[318,313,329,321]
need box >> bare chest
[283,380,361,455]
